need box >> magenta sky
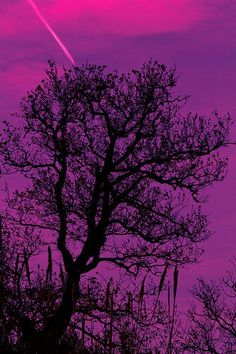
[1,0,236,308]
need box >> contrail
[26,0,75,65]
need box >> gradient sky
[1,0,236,308]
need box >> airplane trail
[26,0,75,65]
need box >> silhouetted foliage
[183,260,236,353]
[0,59,231,353]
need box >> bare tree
[0,59,230,353]
[183,260,236,353]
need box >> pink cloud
[1,0,205,38]
[0,62,45,119]
[46,0,206,35]
[0,1,35,37]
[0,62,43,92]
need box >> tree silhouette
[0,60,230,353]
[183,260,236,353]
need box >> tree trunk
[26,276,78,354]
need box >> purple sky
[1,0,236,307]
